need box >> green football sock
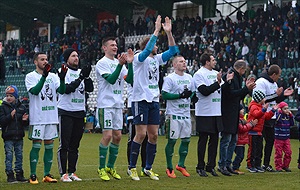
[99,143,108,169]
[165,139,176,170]
[44,143,54,176]
[30,142,41,175]
[178,138,190,167]
[107,143,119,169]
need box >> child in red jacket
[232,104,258,175]
[246,90,278,173]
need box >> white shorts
[28,124,58,140]
[96,108,123,130]
[166,115,191,139]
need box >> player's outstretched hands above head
[154,15,162,35]
[162,16,172,33]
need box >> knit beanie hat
[252,90,265,103]
[247,74,257,81]
[5,85,19,99]
[278,101,288,109]
[63,48,76,63]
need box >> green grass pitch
[0,133,299,189]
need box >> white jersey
[193,67,222,116]
[162,72,194,117]
[253,77,278,119]
[25,71,60,125]
[96,56,127,108]
[132,53,166,103]
[57,68,85,112]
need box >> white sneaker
[60,174,72,182]
[69,173,82,181]
[129,168,140,181]
[127,168,131,176]
[144,169,159,180]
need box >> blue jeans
[218,132,237,168]
[4,140,23,171]
[232,145,245,170]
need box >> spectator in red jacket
[246,90,278,173]
[232,104,257,174]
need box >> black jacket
[221,68,249,134]
[0,99,29,140]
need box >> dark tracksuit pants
[262,119,275,166]
[247,135,263,168]
[58,115,84,174]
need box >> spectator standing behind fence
[274,102,294,172]
[57,48,94,182]
[0,85,29,183]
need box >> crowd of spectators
[2,2,300,89]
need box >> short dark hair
[172,55,184,64]
[102,37,116,46]
[33,52,46,61]
[268,64,281,76]
[199,53,212,66]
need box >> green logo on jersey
[178,104,189,108]
[70,73,79,78]
[113,90,121,94]
[177,80,190,85]
[110,63,117,69]
[45,78,53,84]
[42,106,55,111]
[71,98,84,103]
[212,98,221,102]
[149,84,158,89]
[207,75,217,80]
[149,61,156,66]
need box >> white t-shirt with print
[96,56,127,108]
[162,72,194,117]
[58,68,85,112]
[253,77,278,119]
[193,67,222,116]
[132,53,166,103]
[25,71,60,125]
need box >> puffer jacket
[237,114,254,145]
[247,100,275,135]
[0,99,29,140]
